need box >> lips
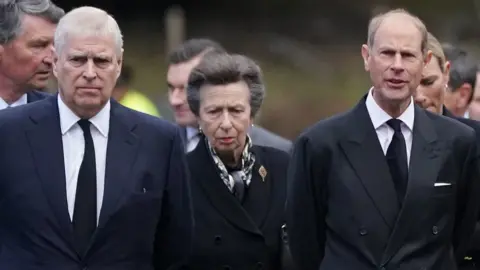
[387,79,406,84]
[219,137,234,144]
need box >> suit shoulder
[120,105,179,138]
[253,145,290,165]
[428,111,475,136]
[456,117,480,134]
[297,110,350,143]
[0,97,51,129]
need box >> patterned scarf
[206,135,256,192]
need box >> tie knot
[78,119,91,133]
[387,118,403,132]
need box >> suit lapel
[189,141,263,236]
[97,101,140,229]
[382,106,443,264]
[25,96,77,257]
[242,148,271,229]
[339,96,399,229]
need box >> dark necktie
[73,119,97,255]
[386,119,409,205]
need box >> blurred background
[51,0,480,139]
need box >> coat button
[214,235,222,245]
[256,262,264,269]
[359,228,368,236]
[432,226,439,235]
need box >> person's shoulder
[250,126,292,151]
[297,109,351,144]
[455,117,480,134]
[426,111,476,146]
[116,102,178,138]
[253,145,290,165]
[428,110,475,136]
[0,96,54,130]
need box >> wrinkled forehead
[61,35,118,58]
[373,15,423,52]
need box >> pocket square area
[434,182,451,187]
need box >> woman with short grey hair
[182,51,290,269]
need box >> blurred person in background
[167,38,292,153]
[0,0,64,109]
[467,68,480,121]
[112,64,161,117]
[0,6,192,269]
[442,43,478,118]
[414,33,480,270]
[183,51,290,270]
[286,9,480,270]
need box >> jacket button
[432,226,439,235]
[359,228,368,236]
[214,235,222,245]
[256,262,264,269]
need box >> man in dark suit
[166,38,292,153]
[286,9,480,270]
[0,6,192,270]
[0,0,64,109]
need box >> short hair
[442,43,477,102]
[367,8,428,55]
[115,64,133,88]
[0,0,64,44]
[54,6,123,56]
[427,32,447,72]
[187,52,265,118]
[167,38,226,65]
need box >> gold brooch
[259,166,267,182]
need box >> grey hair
[54,6,123,56]
[367,8,428,55]
[0,0,64,44]
[187,52,265,118]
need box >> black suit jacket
[0,95,193,270]
[443,108,480,263]
[185,139,289,270]
[286,96,480,270]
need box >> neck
[372,89,411,118]
[0,75,25,104]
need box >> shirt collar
[186,126,200,140]
[0,94,27,109]
[366,87,415,131]
[57,95,110,137]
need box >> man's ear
[116,49,124,80]
[361,44,370,71]
[0,44,4,62]
[52,48,59,78]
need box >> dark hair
[115,65,133,88]
[187,52,265,118]
[167,38,226,65]
[442,43,478,103]
[0,0,64,44]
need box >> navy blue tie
[386,119,408,205]
[73,119,97,255]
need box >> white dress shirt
[0,94,27,109]
[185,126,201,153]
[58,96,110,223]
[365,89,414,166]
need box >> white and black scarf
[206,135,256,192]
